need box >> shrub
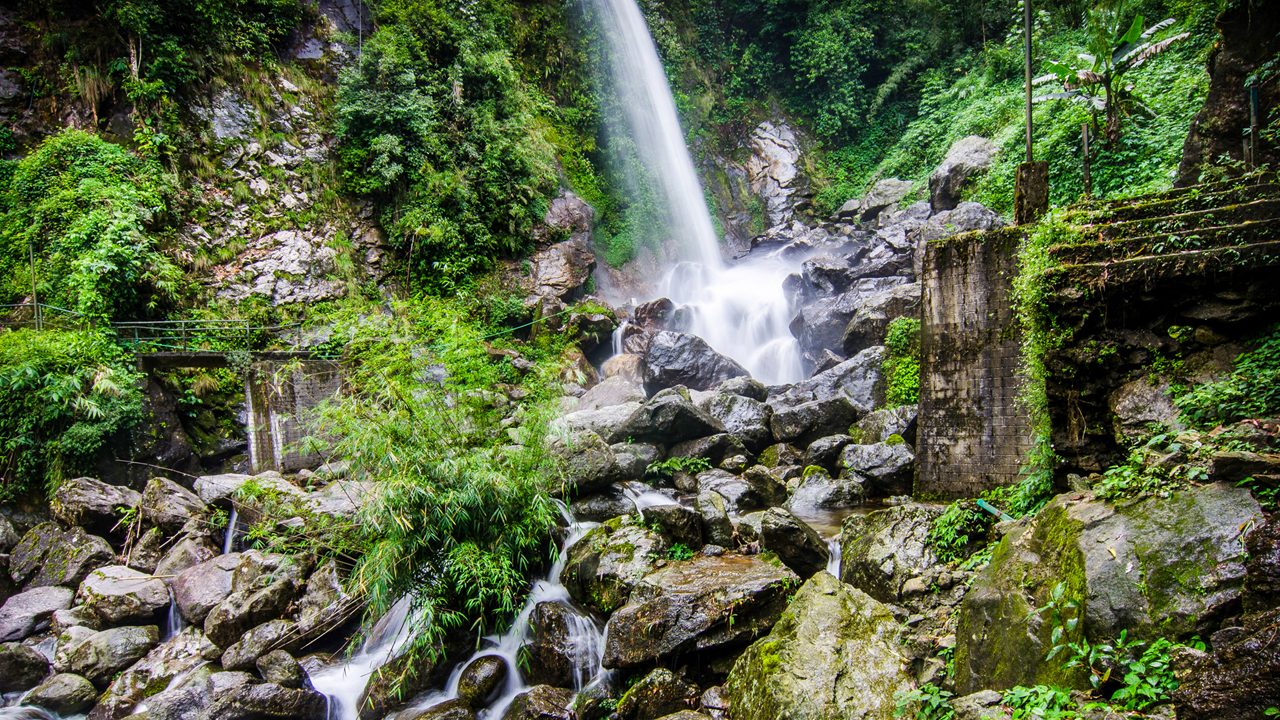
[1175,325,1280,428]
[894,682,955,720]
[0,328,143,499]
[0,129,179,321]
[645,456,712,480]
[882,316,921,406]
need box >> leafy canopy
[0,129,179,321]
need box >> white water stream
[593,0,806,384]
[310,596,417,720]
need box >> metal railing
[1,302,257,353]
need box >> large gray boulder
[501,684,574,720]
[141,477,207,531]
[552,402,642,440]
[528,236,595,301]
[854,405,918,444]
[10,523,114,588]
[0,641,49,692]
[770,347,886,419]
[77,565,170,626]
[21,672,98,715]
[548,431,621,493]
[644,331,748,394]
[59,625,159,686]
[1173,607,1280,720]
[954,484,1262,694]
[562,519,667,615]
[837,178,914,222]
[221,619,295,671]
[616,667,699,720]
[173,553,240,625]
[456,655,506,709]
[840,283,921,357]
[913,202,1004,246]
[603,553,798,668]
[760,507,830,579]
[203,551,307,648]
[202,680,328,720]
[840,504,942,603]
[0,585,75,641]
[51,477,141,537]
[154,535,218,579]
[724,573,913,720]
[787,469,866,514]
[839,442,915,496]
[696,490,735,546]
[700,393,773,451]
[92,627,219,719]
[768,397,859,446]
[696,469,778,514]
[612,388,725,445]
[792,280,905,360]
[577,375,646,412]
[928,136,997,212]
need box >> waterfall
[310,596,417,720]
[825,536,842,578]
[165,586,185,640]
[400,503,608,719]
[222,508,239,555]
[592,0,805,384]
[591,0,720,270]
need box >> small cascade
[311,596,416,720]
[610,321,630,356]
[165,586,185,640]
[620,481,677,520]
[825,536,843,578]
[404,504,608,719]
[222,508,239,554]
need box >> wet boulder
[409,699,477,720]
[643,331,748,394]
[456,655,507,708]
[787,469,866,514]
[839,504,942,603]
[928,135,997,212]
[126,527,167,574]
[501,684,574,720]
[769,347,885,420]
[700,392,772,450]
[221,619,296,671]
[203,551,308,648]
[59,625,159,687]
[696,470,765,514]
[21,672,98,715]
[617,667,699,720]
[839,442,915,496]
[1172,607,1280,720]
[77,565,170,626]
[293,559,352,644]
[954,484,1261,694]
[173,553,240,625]
[696,490,735,547]
[603,553,798,668]
[725,573,913,720]
[803,435,854,471]
[570,486,638,523]
[0,515,18,552]
[840,282,921,357]
[562,519,667,614]
[257,649,308,689]
[768,397,859,446]
[92,627,219,720]
[759,507,829,579]
[0,641,49,692]
[612,388,724,445]
[549,431,621,493]
[0,585,74,641]
[141,477,207,532]
[854,405,917,444]
[914,202,1003,245]
[1245,513,1280,612]
[528,236,595,301]
[51,477,141,537]
[154,535,218,579]
[837,178,914,222]
[577,375,646,412]
[10,523,114,589]
[524,601,596,688]
[670,433,752,469]
[202,680,328,720]
[645,504,704,548]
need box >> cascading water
[310,596,417,720]
[222,508,239,555]
[592,0,805,384]
[165,586,185,640]
[400,503,607,719]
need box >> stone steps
[1048,218,1280,265]
[1047,238,1280,291]
[1082,197,1280,240]
[1064,182,1280,225]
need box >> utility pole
[1014,0,1049,225]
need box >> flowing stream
[394,503,608,719]
[592,0,805,384]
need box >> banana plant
[1034,5,1188,144]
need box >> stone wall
[917,228,1034,498]
[246,360,342,473]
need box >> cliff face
[1178,0,1280,184]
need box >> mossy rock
[561,519,667,614]
[725,573,912,720]
[954,483,1261,694]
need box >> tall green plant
[1034,4,1188,143]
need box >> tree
[1034,3,1188,143]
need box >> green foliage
[882,316,921,406]
[666,543,695,561]
[0,328,142,498]
[645,455,712,480]
[334,0,558,291]
[1002,684,1076,720]
[1034,4,1189,144]
[928,500,990,564]
[893,682,955,720]
[1174,325,1280,428]
[298,296,576,684]
[0,129,179,321]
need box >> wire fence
[0,302,262,353]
